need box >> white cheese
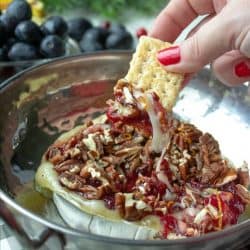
[138,183,146,194]
[144,93,169,153]
[194,208,207,224]
[206,204,219,219]
[84,161,109,185]
[133,90,169,153]
[156,148,174,193]
[183,149,191,159]
[82,134,97,151]
[124,193,152,211]
[185,187,197,205]
[114,101,134,116]
[103,128,113,144]
[87,166,101,178]
[123,87,135,104]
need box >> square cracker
[125,36,184,111]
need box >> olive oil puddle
[15,182,50,215]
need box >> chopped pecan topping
[46,146,63,164]
[59,172,85,190]
[55,159,82,174]
[123,205,145,221]
[45,82,250,239]
[115,193,125,218]
[199,133,221,165]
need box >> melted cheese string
[156,147,174,193]
[144,93,169,153]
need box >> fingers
[157,2,250,74]
[149,0,217,42]
[185,14,215,39]
[212,50,250,86]
[157,0,250,74]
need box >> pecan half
[46,146,63,164]
[54,159,82,174]
[123,205,145,221]
[79,185,101,199]
[59,172,85,190]
[115,193,125,218]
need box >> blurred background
[0,0,168,82]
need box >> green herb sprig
[41,0,168,19]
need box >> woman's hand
[150,0,250,86]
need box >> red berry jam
[103,193,115,210]
[160,215,178,237]
[136,27,148,38]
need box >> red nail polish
[235,62,250,77]
[157,46,181,66]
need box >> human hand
[150,0,250,86]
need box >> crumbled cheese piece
[135,200,149,210]
[124,194,152,211]
[185,187,197,205]
[102,128,113,144]
[84,161,109,185]
[69,165,80,173]
[206,204,219,219]
[123,87,134,104]
[82,134,97,151]
[201,188,218,197]
[156,148,174,192]
[179,158,187,166]
[157,207,168,214]
[69,148,81,157]
[138,183,147,194]
[194,208,207,224]
[183,149,191,159]
[87,166,101,178]
[114,101,134,116]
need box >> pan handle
[0,198,65,249]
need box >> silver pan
[0,52,249,250]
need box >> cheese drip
[131,88,169,153]
[144,93,169,153]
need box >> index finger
[149,0,218,42]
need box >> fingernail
[235,62,250,77]
[157,46,181,66]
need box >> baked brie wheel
[35,37,250,240]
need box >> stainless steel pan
[0,52,249,250]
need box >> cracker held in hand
[125,36,184,111]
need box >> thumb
[157,4,250,73]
